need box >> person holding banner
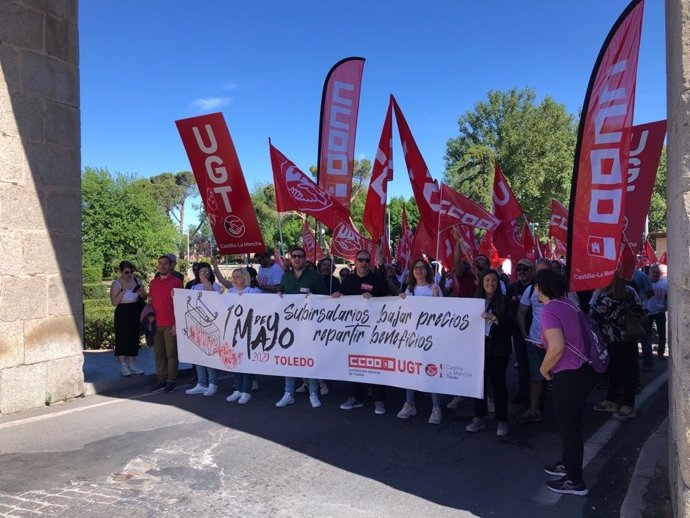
[534,268,597,496]
[275,246,327,409]
[318,257,341,295]
[397,259,444,425]
[465,270,512,436]
[334,249,392,415]
[224,267,262,405]
[185,263,223,397]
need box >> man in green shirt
[275,246,327,409]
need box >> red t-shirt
[455,269,477,298]
[148,275,183,327]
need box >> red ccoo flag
[567,0,644,291]
[317,57,365,213]
[548,199,569,244]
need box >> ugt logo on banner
[176,113,265,255]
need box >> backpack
[554,300,609,374]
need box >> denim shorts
[526,341,546,381]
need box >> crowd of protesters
[111,241,668,497]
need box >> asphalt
[78,346,672,518]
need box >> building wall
[667,1,690,516]
[0,0,82,414]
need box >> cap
[517,258,533,268]
[166,253,177,262]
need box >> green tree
[444,87,577,228]
[648,147,667,233]
[149,171,198,255]
[82,167,179,277]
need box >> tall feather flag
[567,0,645,291]
[301,219,325,263]
[363,98,394,241]
[317,57,365,213]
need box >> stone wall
[667,1,690,516]
[0,0,82,414]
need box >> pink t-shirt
[540,298,587,373]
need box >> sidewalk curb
[83,367,194,396]
[619,411,669,517]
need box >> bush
[83,302,115,350]
[83,266,102,284]
[83,282,108,300]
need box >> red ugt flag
[302,219,325,263]
[176,113,265,255]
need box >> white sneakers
[465,417,486,433]
[120,363,131,377]
[397,403,417,419]
[226,390,242,402]
[428,407,442,425]
[309,394,322,408]
[447,396,463,409]
[275,392,295,407]
[185,383,206,395]
[203,384,218,397]
[127,363,144,375]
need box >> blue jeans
[285,377,318,396]
[406,389,441,408]
[236,373,254,393]
[644,312,667,357]
[196,365,218,387]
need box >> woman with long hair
[109,261,147,377]
[465,269,512,436]
[224,267,262,405]
[397,259,443,424]
[185,262,224,397]
[534,269,598,496]
[590,272,643,418]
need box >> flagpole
[277,212,285,257]
[434,182,443,263]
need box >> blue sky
[80,1,666,214]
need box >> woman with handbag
[589,272,643,419]
[110,261,147,376]
[535,269,598,496]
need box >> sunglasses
[356,257,371,263]
[291,254,305,259]
[516,267,530,272]
[122,270,132,274]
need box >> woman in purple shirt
[535,269,597,497]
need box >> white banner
[173,290,486,398]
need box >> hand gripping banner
[176,113,265,254]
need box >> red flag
[548,199,569,244]
[439,183,500,232]
[396,206,414,268]
[554,239,567,258]
[411,223,435,262]
[567,0,644,291]
[659,251,667,265]
[330,221,374,262]
[392,96,442,235]
[269,141,350,230]
[273,247,284,269]
[363,99,394,241]
[301,220,325,263]
[478,232,501,269]
[520,223,537,262]
[640,239,658,266]
[623,120,667,255]
[317,57,365,213]
[618,240,637,281]
[457,225,479,261]
[175,113,266,255]
[492,164,524,259]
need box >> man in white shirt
[255,251,284,293]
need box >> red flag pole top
[567,0,644,291]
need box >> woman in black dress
[110,261,147,376]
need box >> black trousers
[606,340,638,408]
[351,382,386,403]
[474,354,509,422]
[552,364,597,484]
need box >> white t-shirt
[520,285,543,342]
[407,284,443,297]
[258,263,284,287]
[192,282,223,294]
[226,286,262,295]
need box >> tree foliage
[149,171,197,238]
[443,87,577,230]
[648,146,667,233]
[82,167,179,277]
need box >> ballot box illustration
[183,293,220,355]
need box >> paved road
[0,365,668,518]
